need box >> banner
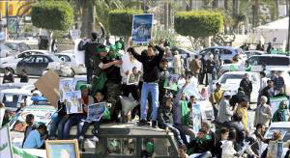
[0,125,13,158]
[267,141,284,158]
[269,96,289,115]
[87,102,106,122]
[65,91,82,114]
[131,14,153,44]
[192,104,202,134]
[59,79,75,102]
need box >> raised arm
[153,45,165,63]
[127,47,144,62]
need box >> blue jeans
[63,114,86,139]
[49,113,64,138]
[57,115,71,139]
[140,82,159,121]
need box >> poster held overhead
[131,14,153,44]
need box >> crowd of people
[1,32,290,158]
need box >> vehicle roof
[266,67,290,71]
[250,54,290,58]
[0,89,31,95]
[269,122,290,128]
[245,50,265,53]
[56,53,75,57]
[60,49,74,53]
[204,46,237,50]
[223,71,258,75]
[21,49,51,54]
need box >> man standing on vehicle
[239,73,252,103]
[128,43,164,128]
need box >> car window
[21,56,33,63]
[43,57,50,63]
[221,49,232,55]
[250,56,290,66]
[266,127,290,141]
[18,52,31,58]
[248,56,259,65]
[35,56,44,63]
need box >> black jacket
[79,39,102,68]
[230,91,247,107]
[129,46,164,83]
[239,79,252,94]
[206,59,215,73]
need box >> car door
[34,56,50,75]
[16,56,34,75]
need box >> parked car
[16,54,74,77]
[56,52,86,74]
[247,54,290,72]
[199,46,244,63]
[215,71,260,103]
[0,50,51,73]
[4,42,31,52]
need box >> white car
[247,54,290,72]
[0,50,51,73]
[262,122,290,158]
[56,52,86,74]
[216,71,260,103]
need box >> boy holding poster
[78,91,106,151]
[62,85,94,139]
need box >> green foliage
[108,9,143,36]
[31,1,73,31]
[174,10,223,38]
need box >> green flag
[12,145,38,158]
[179,100,189,125]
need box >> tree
[174,10,223,38]
[31,1,73,31]
[108,9,142,37]
[175,10,223,49]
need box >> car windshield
[19,43,31,50]
[265,127,290,141]
[220,74,243,83]
[0,44,12,51]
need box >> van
[247,54,290,72]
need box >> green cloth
[145,142,155,154]
[245,65,251,72]
[12,145,37,158]
[179,100,189,125]
[96,45,110,53]
[230,64,238,71]
[103,107,111,120]
[92,72,107,93]
[79,84,90,91]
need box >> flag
[12,145,38,158]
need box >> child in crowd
[22,114,35,147]
[23,124,48,149]
[78,91,105,151]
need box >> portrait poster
[164,74,180,91]
[192,104,202,134]
[65,91,82,114]
[127,72,141,85]
[59,79,75,102]
[131,14,153,44]
[46,140,80,158]
[87,102,106,122]
[0,125,13,158]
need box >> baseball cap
[223,92,231,97]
